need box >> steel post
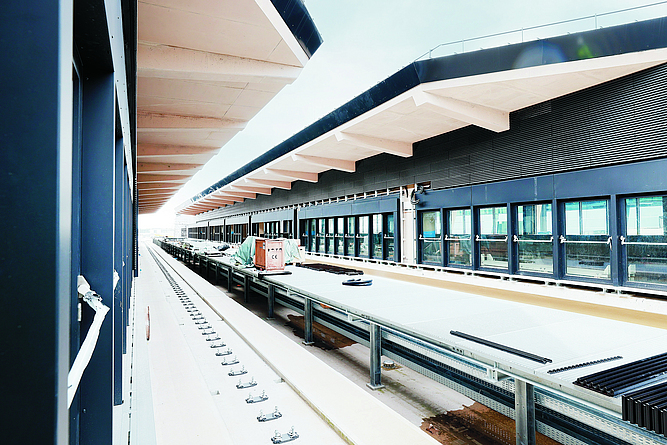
[515,379,536,445]
[268,284,275,319]
[367,323,384,390]
[303,298,314,345]
[243,274,250,303]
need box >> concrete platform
[138,243,439,444]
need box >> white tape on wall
[67,276,110,408]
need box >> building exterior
[181,17,667,294]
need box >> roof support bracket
[291,154,356,173]
[264,168,318,183]
[412,90,510,133]
[334,132,412,158]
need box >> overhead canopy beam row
[137,0,322,214]
[179,18,667,215]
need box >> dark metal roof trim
[270,0,323,58]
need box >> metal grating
[623,382,667,435]
[574,352,667,396]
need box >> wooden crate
[254,238,285,271]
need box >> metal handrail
[513,235,554,243]
[620,236,667,246]
[559,235,612,249]
[414,1,667,61]
[475,235,508,242]
[419,236,442,241]
[444,235,471,241]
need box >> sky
[139,0,667,230]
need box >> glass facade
[516,203,553,274]
[564,200,610,279]
[345,217,355,256]
[357,216,370,257]
[309,219,316,252]
[385,214,395,260]
[624,195,667,285]
[317,219,326,252]
[420,210,441,264]
[479,206,508,269]
[335,217,344,254]
[372,214,383,259]
[326,218,334,254]
[447,208,471,266]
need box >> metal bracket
[205,334,220,341]
[258,406,282,422]
[194,320,207,325]
[228,365,247,376]
[221,356,239,366]
[192,316,205,321]
[271,427,298,443]
[210,341,226,348]
[236,377,256,389]
[201,329,215,335]
[246,390,268,403]
[197,323,212,330]
[215,347,233,357]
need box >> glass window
[478,206,508,269]
[564,200,610,279]
[326,218,335,254]
[309,219,316,252]
[384,214,395,260]
[420,210,442,264]
[357,216,370,257]
[447,208,471,267]
[335,217,344,255]
[317,219,326,252]
[300,220,308,247]
[516,203,553,274]
[624,195,667,285]
[372,214,383,259]
[346,217,355,256]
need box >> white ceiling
[137,0,310,214]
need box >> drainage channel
[145,245,346,445]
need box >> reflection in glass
[420,211,441,264]
[346,217,355,256]
[564,200,610,279]
[358,216,370,257]
[372,214,383,259]
[385,214,395,260]
[447,208,471,266]
[326,218,334,254]
[317,219,325,252]
[625,196,667,284]
[517,203,553,274]
[335,217,344,255]
[479,206,508,269]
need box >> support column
[303,298,314,345]
[267,284,275,319]
[227,266,233,290]
[80,73,116,445]
[113,137,123,406]
[515,379,536,445]
[243,274,250,303]
[367,323,384,390]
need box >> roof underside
[137,0,321,214]
[178,17,667,216]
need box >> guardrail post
[227,266,233,290]
[243,274,250,303]
[303,298,314,345]
[515,378,536,445]
[367,323,384,390]
[267,284,275,319]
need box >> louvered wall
[197,62,667,221]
